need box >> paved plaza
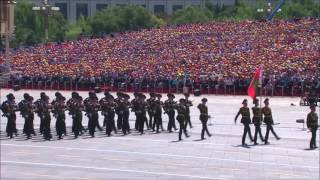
[0,89,319,180]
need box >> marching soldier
[41,95,53,140]
[100,91,117,136]
[1,93,18,138]
[306,104,318,149]
[197,98,212,140]
[136,93,148,134]
[100,91,111,127]
[18,93,36,139]
[153,94,163,133]
[77,94,86,134]
[131,92,140,130]
[252,99,265,145]
[262,98,280,145]
[120,94,131,135]
[84,92,101,137]
[106,94,117,136]
[35,92,47,134]
[142,94,149,129]
[52,92,67,139]
[164,93,178,133]
[67,92,84,138]
[175,98,190,141]
[235,99,254,146]
[184,93,193,129]
[115,92,123,130]
[133,93,142,133]
[147,93,156,129]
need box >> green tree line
[2,0,319,48]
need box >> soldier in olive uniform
[235,99,254,146]
[77,94,86,134]
[262,98,280,145]
[35,92,47,134]
[115,92,123,129]
[106,94,117,136]
[184,93,193,129]
[1,93,18,138]
[175,98,190,141]
[100,91,111,128]
[41,95,53,140]
[121,94,131,135]
[147,93,156,129]
[84,92,101,137]
[18,93,36,139]
[164,93,178,133]
[252,99,265,145]
[307,104,318,149]
[197,98,212,140]
[136,94,148,134]
[153,94,163,133]
[100,92,117,136]
[52,92,67,139]
[67,92,84,138]
[131,92,141,130]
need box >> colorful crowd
[1,18,319,95]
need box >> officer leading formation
[1,92,318,149]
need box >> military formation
[235,98,281,146]
[0,92,211,142]
[234,97,318,149]
[1,92,318,149]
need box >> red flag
[247,67,262,100]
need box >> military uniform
[18,94,35,139]
[131,93,141,130]
[39,96,52,140]
[100,93,117,136]
[175,99,189,141]
[67,92,84,138]
[307,105,318,149]
[147,93,156,129]
[52,93,67,139]
[197,98,211,139]
[135,94,148,134]
[262,98,280,144]
[84,92,101,137]
[235,99,253,146]
[120,94,131,135]
[1,94,18,138]
[164,94,177,132]
[252,99,264,144]
[184,94,193,129]
[115,92,123,130]
[35,92,47,134]
[153,94,163,133]
[100,92,110,128]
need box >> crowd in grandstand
[1,18,319,94]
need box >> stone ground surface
[0,89,319,180]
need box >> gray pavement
[0,89,319,180]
